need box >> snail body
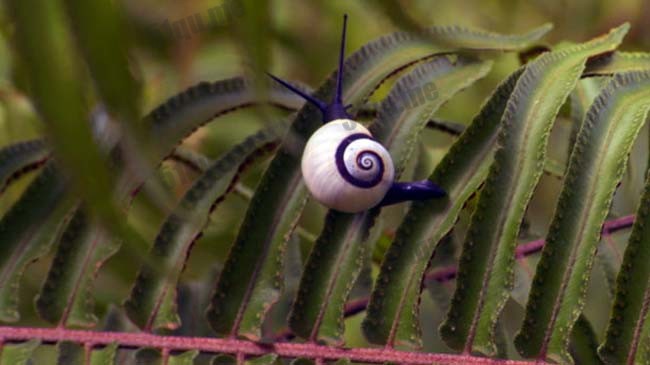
[301,119,394,213]
[268,14,445,213]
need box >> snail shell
[301,119,395,213]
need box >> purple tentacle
[378,180,446,207]
[267,14,352,123]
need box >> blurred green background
[0,0,649,360]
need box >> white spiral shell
[301,119,395,213]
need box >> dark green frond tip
[135,348,163,365]
[147,76,307,158]
[0,162,73,323]
[211,355,237,365]
[56,341,84,365]
[0,139,49,194]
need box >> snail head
[267,14,351,123]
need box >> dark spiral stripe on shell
[335,133,384,188]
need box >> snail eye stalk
[266,72,328,113]
[267,14,351,123]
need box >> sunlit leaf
[440,24,629,356]
[515,71,650,363]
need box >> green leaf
[169,350,199,365]
[4,0,122,239]
[135,348,198,365]
[37,79,300,327]
[0,139,49,194]
[421,23,553,50]
[211,354,236,365]
[514,71,650,364]
[205,22,551,340]
[372,57,493,176]
[134,348,161,365]
[596,237,621,298]
[89,343,118,365]
[543,158,566,179]
[363,66,525,349]
[599,155,650,364]
[289,359,313,365]
[264,233,304,336]
[232,0,270,98]
[1,80,294,331]
[128,77,308,218]
[585,52,650,76]
[570,77,610,154]
[124,123,285,331]
[246,354,278,365]
[35,209,118,328]
[61,0,142,125]
[57,341,120,365]
[0,340,40,365]
[57,341,84,365]
[570,316,603,365]
[168,147,212,174]
[572,78,610,124]
[0,163,76,322]
[148,77,306,158]
[426,119,466,136]
[290,56,492,344]
[440,24,629,356]
[101,305,134,333]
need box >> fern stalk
[0,326,550,365]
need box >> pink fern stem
[0,326,547,365]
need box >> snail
[268,15,445,213]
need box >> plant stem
[426,213,634,283]
[0,326,548,365]
[274,214,636,341]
